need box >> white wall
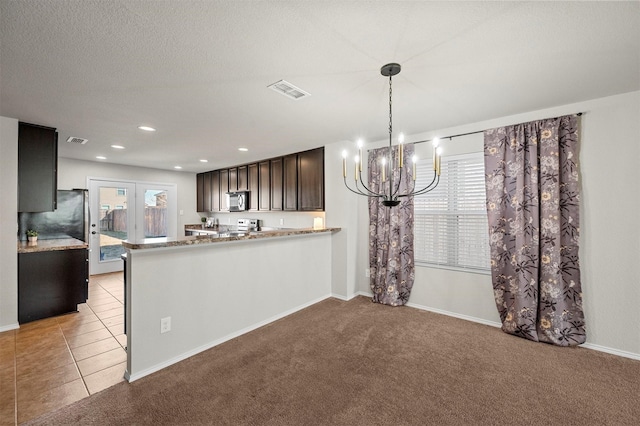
[0,116,19,331]
[326,91,640,357]
[58,157,201,232]
[126,232,334,381]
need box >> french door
[88,178,177,275]
[89,180,136,275]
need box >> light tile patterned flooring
[0,272,126,425]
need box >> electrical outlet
[179,209,184,216]
[365,268,370,278]
[280,218,284,226]
[160,316,171,334]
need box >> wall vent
[66,136,88,145]
[267,80,310,100]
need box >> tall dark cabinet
[18,122,58,212]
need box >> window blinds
[413,152,490,272]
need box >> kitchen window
[413,152,490,273]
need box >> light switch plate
[160,316,171,333]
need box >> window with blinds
[413,152,490,272]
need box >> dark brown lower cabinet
[18,248,89,324]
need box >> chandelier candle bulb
[398,133,404,168]
[357,139,364,172]
[436,147,443,176]
[432,138,439,171]
[354,156,359,181]
[412,155,417,181]
[342,151,348,178]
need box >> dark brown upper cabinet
[18,122,58,212]
[270,158,283,211]
[237,165,249,192]
[283,154,298,211]
[219,169,230,211]
[211,170,220,211]
[297,147,325,211]
[228,167,238,192]
[248,163,258,211]
[196,173,205,212]
[258,161,271,211]
[195,146,324,213]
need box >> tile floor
[0,272,127,425]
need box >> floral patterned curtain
[368,144,415,306]
[484,115,585,346]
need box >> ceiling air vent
[66,136,88,145]
[267,80,310,100]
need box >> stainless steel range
[237,218,260,232]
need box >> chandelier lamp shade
[342,63,442,207]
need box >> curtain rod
[412,112,583,145]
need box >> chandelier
[342,63,442,207]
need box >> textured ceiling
[1,1,639,172]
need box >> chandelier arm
[355,178,385,198]
[357,168,383,197]
[408,174,441,197]
[391,164,405,199]
[343,177,379,197]
[394,172,417,199]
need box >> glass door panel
[144,189,168,238]
[89,180,135,275]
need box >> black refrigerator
[18,189,90,323]
[18,189,89,242]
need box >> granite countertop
[122,227,340,250]
[17,238,88,254]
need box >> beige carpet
[27,296,639,425]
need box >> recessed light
[238,147,248,152]
[199,159,208,163]
[111,145,125,149]
[138,126,156,132]
[174,166,182,169]
[96,156,107,160]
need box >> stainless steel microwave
[226,191,249,211]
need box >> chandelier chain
[388,75,393,138]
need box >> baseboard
[330,293,349,301]
[581,343,640,361]
[126,293,334,383]
[330,292,367,301]
[406,302,640,361]
[0,323,19,333]
[406,301,503,328]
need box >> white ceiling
[1,1,639,173]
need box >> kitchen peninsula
[121,227,340,382]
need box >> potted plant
[26,229,38,243]
[201,217,207,229]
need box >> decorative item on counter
[26,229,38,243]
[201,217,207,229]
[313,217,324,230]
